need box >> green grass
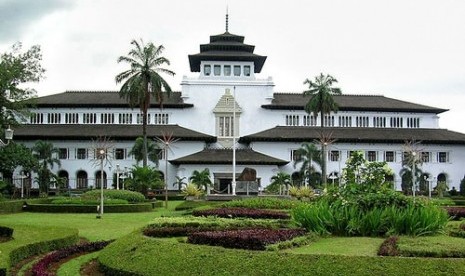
[98,231,465,276]
[287,237,384,256]
[57,251,99,276]
[398,235,465,257]
[0,201,184,241]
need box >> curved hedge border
[24,203,154,213]
[98,231,465,276]
[192,207,290,219]
[0,226,78,276]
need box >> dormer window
[234,65,241,76]
[204,65,211,76]
[244,65,251,76]
[224,65,231,76]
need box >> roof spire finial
[225,6,229,33]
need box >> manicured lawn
[287,236,384,256]
[0,201,184,241]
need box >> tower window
[204,65,211,76]
[234,65,241,76]
[244,66,251,76]
[224,65,231,76]
[214,65,221,76]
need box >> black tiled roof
[188,32,267,73]
[169,148,288,165]
[262,94,448,114]
[30,91,193,108]
[13,124,216,142]
[240,126,465,145]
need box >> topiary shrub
[0,226,13,238]
[81,190,145,203]
[378,236,399,256]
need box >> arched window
[58,170,69,188]
[76,171,88,189]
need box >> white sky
[1,0,464,133]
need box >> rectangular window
[120,113,133,124]
[59,148,68,159]
[244,65,251,76]
[204,65,211,76]
[224,65,231,76]
[330,151,340,162]
[65,113,79,124]
[367,151,377,162]
[218,116,234,137]
[291,150,301,162]
[438,152,449,163]
[234,65,241,76]
[77,148,87,159]
[115,148,125,160]
[214,65,221,76]
[385,151,395,162]
[421,152,430,163]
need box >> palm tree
[32,140,60,193]
[303,73,342,184]
[116,39,175,167]
[270,172,291,195]
[189,169,212,192]
[129,137,160,166]
[293,142,322,187]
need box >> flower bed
[192,207,290,219]
[444,206,465,220]
[187,228,306,250]
[31,240,112,276]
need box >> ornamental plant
[181,183,203,199]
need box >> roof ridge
[273,92,384,97]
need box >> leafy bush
[377,236,399,256]
[31,240,112,276]
[222,197,301,210]
[292,198,449,236]
[193,207,290,219]
[81,189,145,203]
[125,166,164,195]
[187,228,306,250]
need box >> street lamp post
[0,125,13,147]
[97,149,105,219]
[426,176,435,199]
[412,152,417,199]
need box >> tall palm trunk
[142,85,150,167]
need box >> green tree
[293,142,321,187]
[268,171,291,195]
[125,166,163,195]
[116,39,175,167]
[129,137,160,165]
[303,73,342,184]
[0,43,45,129]
[460,176,465,196]
[189,168,212,192]
[32,140,60,193]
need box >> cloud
[0,0,73,43]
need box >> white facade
[12,30,465,194]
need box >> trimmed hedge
[192,207,290,219]
[24,203,153,213]
[98,231,465,276]
[81,190,146,203]
[222,197,301,210]
[0,198,50,214]
[444,206,465,220]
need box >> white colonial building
[12,27,465,194]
